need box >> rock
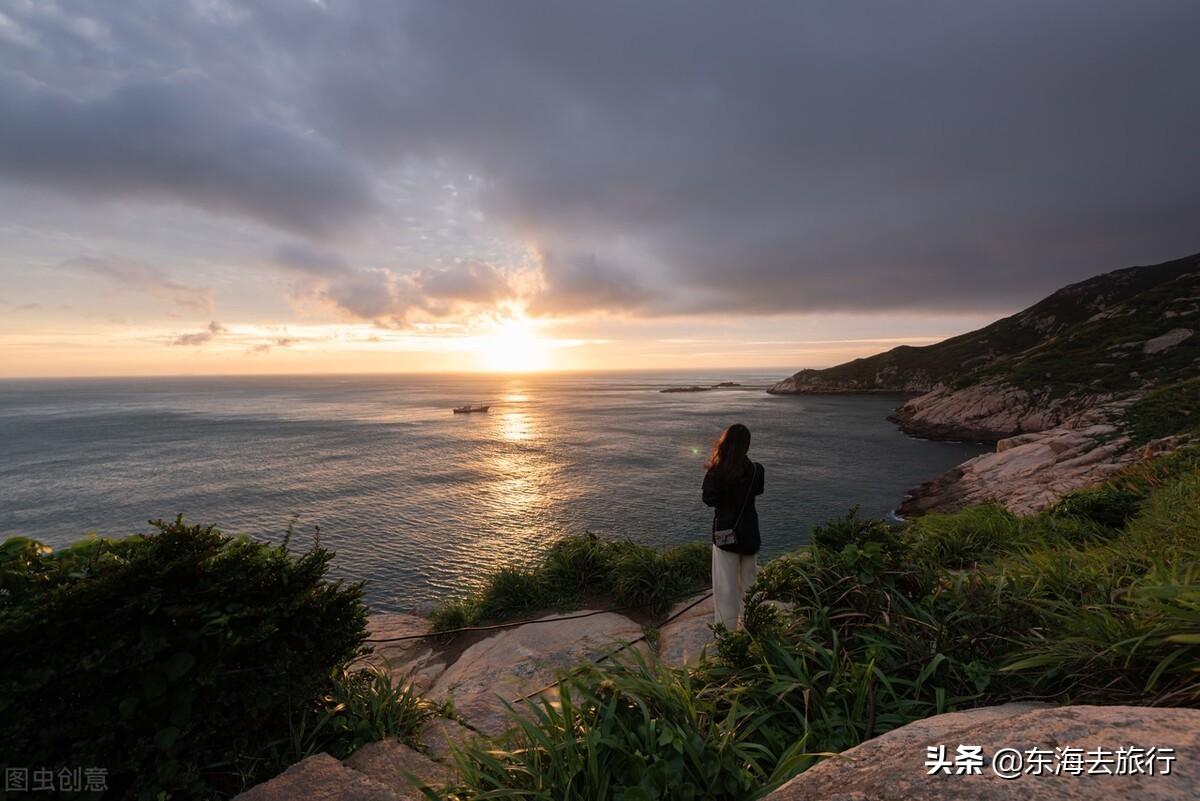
[356,613,447,693]
[898,403,1139,516]
[768,371,932,394]
[888,382,1105,443]
[657,594,716,666]
[1143,328,1194,355]
[232,753,399,801]
[765,703,1200,801]
[343,739,453,799]
[419,716,478,761]
[427,609,645,735]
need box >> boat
[452,404,490,414]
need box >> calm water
[0,372,987,611]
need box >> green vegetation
[1127,377,1200,443]
[779,252,1200,400]
[439,448,1200,800]
[4,446,1199,800]
[0,517,431,800]
[429,534,710,631]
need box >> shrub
[295,665,441,760]
[430,534,710,630]
[445,650,814,801]
[1126,377,1200,443]
[442,447,1200,800]
[0,517,369,800]
[1052,486,1145,529]
[904,505,1027,570]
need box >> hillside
[771,252,1198,436]
[770,251,1200,513]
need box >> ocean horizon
[0,370,988,611]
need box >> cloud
[0,72,373,237]
[271,242,520,324]
[4,1,1200,319]
[249,336,298,354]
[59,256,213,312]
[272,242,348,276]
[527,250,651,316]
[303,1,1200,313]
[171,320,226,346]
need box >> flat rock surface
[343,739,453,799]
[231,753,399,801]
[427,609,644,735]
[766,703,1200,801]
[356,612,447,692]
[419,716,479,761]
[657,594,715,666]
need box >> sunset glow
[475,318,551,373]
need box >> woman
[702,423,765,629]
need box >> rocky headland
[770,252,1200,514]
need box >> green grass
[1127,377,1200,443]
[438,447,1200,800]
[429,534,710,631]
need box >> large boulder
[343,739,453,799]
[898,420,1136,516]
[888,382,1104,443]
[427,609,645,734]
[231,753,400,801]
[356,612,448,692]
[766,703,1200,801]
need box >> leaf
[155,726,180,751]
[165,652,196,680]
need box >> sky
[1,1,1198,377]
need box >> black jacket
[702,457,765,554]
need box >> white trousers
[712,545,758,629]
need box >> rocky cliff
[770,252,1200,513]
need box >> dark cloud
[303,0,1200,313]
[0,72,373,237]
[59,256,212,311]
[527,250,651,316]
[272,242,349,276]
[171,320,225,346]
[4,1,1200,316]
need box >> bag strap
[730,463,758,530]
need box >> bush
[904,505,1027,570]
[1052,486,1145,529]
[296,665,441,760]
[445,650,814,801]
[441,447,1200,800]
[430,534,710,630]
[0,517,369,800]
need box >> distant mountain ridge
[769,251,1200,514]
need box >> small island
[660,385,712,393]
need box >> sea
[0,372,988,611]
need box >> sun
[477,318,550,372]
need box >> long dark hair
[705,423,751,478]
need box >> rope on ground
[507,589,714,706]
[364,587,713,643]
